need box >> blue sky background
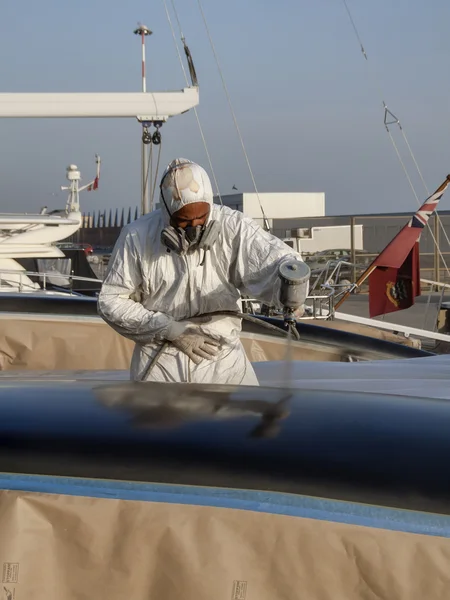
[0,0,449,216]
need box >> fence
[70,208,450,287]
[273,212,450,287]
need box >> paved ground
[340,293,450,332]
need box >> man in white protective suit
[98,158,305,385]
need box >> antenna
[61,164,81,213]
[60,155,101,213]
[133,23,153,93]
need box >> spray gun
[278,259,311,337]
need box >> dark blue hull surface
[0,379,448,516]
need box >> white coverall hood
[159,158,214,222]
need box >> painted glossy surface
[0,378,448,514]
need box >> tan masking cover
[0,490,449,600]
[0,317,133,371]
[0,316,341,371]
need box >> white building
[214,192,325,228]
[215,192,363,254]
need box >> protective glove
[171,330,221,364]
[165,321,221,365]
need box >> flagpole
[334,264,376,311]
[334,174,450,312]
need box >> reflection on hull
[0,379,449,515]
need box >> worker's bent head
[170,202,210,229]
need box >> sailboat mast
[134,24,153,216]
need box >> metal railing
[243,285,337,321]
[303,292,335,319]
[0,269,100,295]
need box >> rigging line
[385,98,435,206]
[162,0,189,83]
[426,218,450,279]
[170,0,184,39]
[385,128,420,204]
[161,0,223,205]
[391,102,450,253]
[341,0,421,199]
[150,140,153,209]
[401,126,450,254]
[192,111,224,206]
[341,0,450,276]
[151,141,163,206]
[143,137,153,211]
[387,127,450,277]
[400,128,429,195]
[386,105,450,268]
[196,0,270,230]
[342,0,367,60]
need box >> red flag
[369,242,421,317]
[87,176,99,192]
[367,177,450,318]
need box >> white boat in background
[0,157,100,293]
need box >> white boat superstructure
[0,213,82,249]
[0,158,99,292]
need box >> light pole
[134,24,153,215]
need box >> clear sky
[0,0,449,217]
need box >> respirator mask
[159,165,220,257]
[160,220,220,255]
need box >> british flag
[336,174,450,316]
[367,174,450,317]
[408,181,450,229]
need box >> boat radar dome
[66,164,81,181]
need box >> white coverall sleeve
[98,228,175,344]
[232,219,306,309]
